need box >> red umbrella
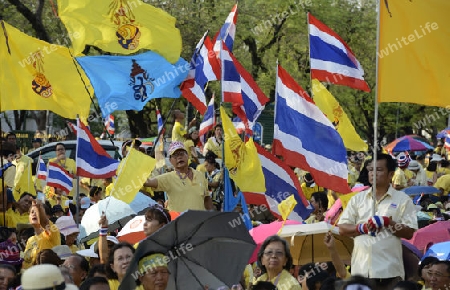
[248,220,302,263]
[405,220,450,252]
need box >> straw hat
[21,264,78,290]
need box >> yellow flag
[312,79,368,152]
[0,21,92,120]
[278,195,297,221]
[378,0,450,107]
[339,191,357,209]
[13,156,36,200]
[110,147,156,203]
[220,107,266,192]
[57,0,182,63]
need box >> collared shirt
[255,269,302,290]
[338,186,418,279]
[0,208,29,228]
[392,168,408,188]
[153,170,208,212]
[202,137,223,158]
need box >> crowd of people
[0,114,449,290]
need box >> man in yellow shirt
[23,199,61,269]
[48,143,77,197]
[145,141,213,212]
[0,192,33,228]
[171,109,196,142]
[1,142,17,209]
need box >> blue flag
[223,168,253,230]
[76,51,189,117]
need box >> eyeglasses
[170,151,186,158]
[263,250,285,257]
[148,270,170,277]
[427,271,450,278]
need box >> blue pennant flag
[76,51,189,117]
[223,168,253,230]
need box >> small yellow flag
[13,156,36,200]
[110,148,156,204]
[378,0,450,107]
[278,195,298,221]
[339,191,357,209]
[220,107,266,193]
[57,0,182,63]
[312,79,368,152]
[0,21,92,120]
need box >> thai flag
[156,107,164,135]
[213,3,238,54]
[308,13,370,92]
[445,133,450,149]
[36,156,47,180]
[273,65,350,194]
[244,143,313,221]
[232,116,245,134]
[76,119,119,179]
[221,42,269,135]
[180,31,220,115]
[199,96,215,145]
[104,115,115,135]
[47,162,73,194]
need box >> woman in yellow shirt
[184,127,200,168]
[106,242,136,290]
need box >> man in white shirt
[339,153,418,290]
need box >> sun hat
[80,196,92,209]
[21,264,78,290]
[431,154,443,162]
[52,245,73,260]
[55,216,80,237]
[168,141,187,156]
[77,236,119,258]
[408,160,420,171]
[397,152,410,168]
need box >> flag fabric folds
[37,157,47,180]
[47,162,74,194]
[57,0,182,63]
[199,96,215,145]
[76,51,188,117]
[13,155,36,200]
[273,65,350,194]
[223,168,252,230]
[312,79,368,152]
[378,0,450,107]
[213,4,238,54]
[220,107,266,193]
[221,43,269,134]
[278,195,297,221]
[156,107,164,135]
[0,21,92,119]
[76,120,119,179]
[180,31,220,114]
[255,143,313,221]
[110,147,156,204]
[232,117,246,134]
[308,13,370,92]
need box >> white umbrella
[79,196,136,241]
[129,192,157,214]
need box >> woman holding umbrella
[254,235,301,289]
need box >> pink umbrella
[405,220,450,252]
[249,220,302,263]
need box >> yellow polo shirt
[434,174,450,194]
[153,170,208,212]
[171,121,187,142]
[254,269,301,289]
[392,168,408,188]
[338,186,418,279]
[23,221,61,269]
[0,208,29,228]
[202,137,223,159]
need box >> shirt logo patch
[390,203,398,209]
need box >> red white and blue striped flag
[273,64,350,194]
[213,3,238,54]
[308,13,370,92]
[181,31,220,114]
[105,114,115,135]
[244,144,313,221]
[156,107,164,135]
[76,119,119,179]
[36,156,47,181]
[199,96,215,145]
[221,42,269,135]
[47,162,73,194]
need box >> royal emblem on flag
[109,0,141,50]
[30,50,52,98]
[129,59,154,102]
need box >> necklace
[176,169,191,185]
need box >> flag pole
[75,117,80,225]
[149,98,178,156]
[307,12,314,99]
[371,0,382,215]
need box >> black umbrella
[119,210,256,290]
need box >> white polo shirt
[338,186,418,279]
